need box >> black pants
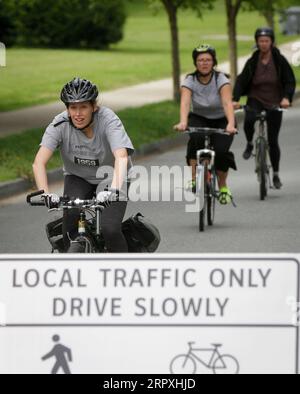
[63,175,128,253]
[244,98,283,173]
[186,113,237,172]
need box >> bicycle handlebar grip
[26,190,45,205]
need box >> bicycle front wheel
[67,236,93,253]
[213,355,240,375]
[257,139,268,201]
[170,355,196,374]
[199,165,208,232]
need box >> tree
[0,0,17,47]
[243,0,296,31]
[225,0,244,84]
[148,0,216,102]
[13,0,126,49]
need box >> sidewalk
[0,41,298,138]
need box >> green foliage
[0,0,17,46]
[3,0,126,49]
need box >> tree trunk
[263,0,275,30]
[225,0,243,85]
[162,0,181,102]
[263,10,275,31]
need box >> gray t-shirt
[182,72,230,119]
[41,106,134,188]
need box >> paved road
[0,103,300,253]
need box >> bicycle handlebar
[235,105,288,114]
[185,127,235,136]
[26,190,105,210]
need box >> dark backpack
[122,213,161,253]
[45,217,65,253]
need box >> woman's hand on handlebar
[280,98,291,109]
[174,122,188,132]
[226,123,238,135]
[42,193,60,209]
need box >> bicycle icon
[170,342,240,374]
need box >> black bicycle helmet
[60,77,99,105]
[255,27,275,43]
[192,44,218,66]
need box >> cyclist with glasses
[175,44,237,204]
[32,77,134,252]
[233,28,296,189]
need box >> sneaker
[186,180,197,194]
[243,143,254,160]
[273,175,283,190]
[218,187,233,205]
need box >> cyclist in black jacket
[233,28,296,189]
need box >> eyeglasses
[197,59,214,64]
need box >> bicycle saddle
[212,344,222,348]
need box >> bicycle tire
[257,139,268,201]
[207,170,216,226]
[67,236,93,253]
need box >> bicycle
[238,106,286,201]
[170,342,240,375]
[186,127,235,232]
[27,189,107,253]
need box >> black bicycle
[186,128,233,232]
[27,190,161,254]
[238,106,286,201]
[27,190,107,253]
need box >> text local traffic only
[12,267,272,319]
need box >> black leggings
[186,113,237,172]
[244,98,283,172]
[63,175,128,253]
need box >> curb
[0,133,188,200]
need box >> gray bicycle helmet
[255,27,275,43]
[60,77,98,105]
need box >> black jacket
[233,47,296,103]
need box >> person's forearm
[111,156,128,191]
[180,99,190,124]
[223,101,235,126]
[32,163,49,193]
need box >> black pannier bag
[45,217,65,253]
[46,213,161,253]
[122,213,161,253]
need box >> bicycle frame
[196,136,217,210]
[184,344,225,370]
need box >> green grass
[293,66,300,87]
[0,101,179,182]
[1,0,299,111]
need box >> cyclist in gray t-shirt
[32,78,134,252]
[174,45,237,205]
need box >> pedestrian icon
[41,335,72,374]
